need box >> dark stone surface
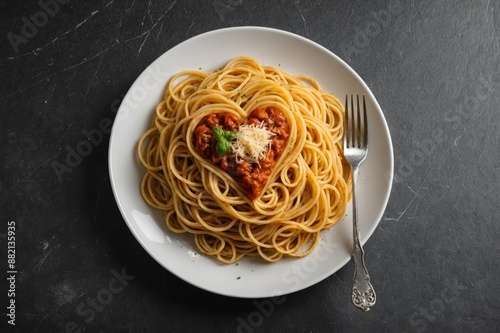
[1,0,500,332]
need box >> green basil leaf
[216,139,230,157]
[224,130,238,141]
[212,126,224,141]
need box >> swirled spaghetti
[138,56,351,264]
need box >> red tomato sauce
[194,107,289,199]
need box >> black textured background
[1,0,500,332]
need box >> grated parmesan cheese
[231,122,274,164]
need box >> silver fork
[344,94,376,311]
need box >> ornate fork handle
[351,232,376,311]
[350,165,376,311]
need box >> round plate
[109,26,393,298]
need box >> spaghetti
[138,56,351,264]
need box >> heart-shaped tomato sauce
[194,107,289,199]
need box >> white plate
[109,27,393,298]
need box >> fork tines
[344,94,368,150]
